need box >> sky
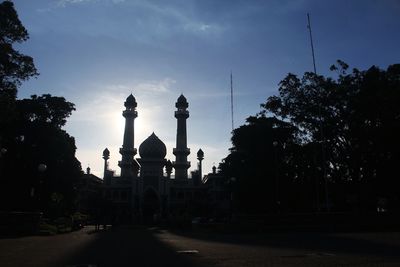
[12,0,400,178]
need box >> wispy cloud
[57,0,98,8]
[132,1,224,36]
[135,78,176,93]
[37,0,123,11]
[104,78,175,94]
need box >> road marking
[177,250,199,254]
[306,252,336,257]
[66,264,97,267]
[282,252,335,258]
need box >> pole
[230,72,234,132]
[307,13,317,74]
[307,13,329,212]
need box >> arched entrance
[143,188,160,224]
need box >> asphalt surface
[1,226,400,267]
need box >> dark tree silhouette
[0,2,82,217]
[0,0,38,127]
[221,61,400,213]
[219,116,299,213]
[263,62,400,211]
[1,94,82,215]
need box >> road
[1,226,400,267]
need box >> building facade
[102,94,207,223]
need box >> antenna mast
[307,13,317,74]
[307,13,329,212]
[230,72,234,132]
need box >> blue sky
[12,0,400,177]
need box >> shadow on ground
[63,226,206,267]
[163,226,400,260]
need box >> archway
[143,188,160,224]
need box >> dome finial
[176,94,188,109]
[125,94,137,108]
[103,148,110,159]
[197,148,204,160]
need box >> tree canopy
[0,2,82,216]
[220,61,400,213]
[1,94,81,214]
[0,0,38,133]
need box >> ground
[1,226,400,267]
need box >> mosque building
[101,94,207,223]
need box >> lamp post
[0,147,6,180]
[33,163,47,211]
[229,177,236,221]
[272,141,280,213]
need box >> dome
[139,133,167,159]
[176,94,188,108]
[124,94,137,108]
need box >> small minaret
[165,160,173,179]
[173,94,191,179]
[118,94,139,178]
[197,149,204,180]
[102,148,110,178]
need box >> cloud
[135,78,176,93]
[37,0,123,11]
[124,1,225,37]
[57,0,98,8]
[103,78,175,94]
[183,22,223,35]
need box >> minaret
[118,94,139,178]
[173,94,191,179]
[197,149,204,180]
[102,148,110,178]
[165,160,173,179]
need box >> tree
[0,2,83,217]
[219,116,299,213]
[1,94,82,215]
[0,0,38,139]
[262,61,400,211]
[220,61,400,213]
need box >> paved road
[1,226,400,267]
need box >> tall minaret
[118,94,139,178]
[173,94,191,179]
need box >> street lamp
[0,147,7,179]
[272,141,280,213]
[38,163,47,173]
[31,163,47,210]
[0,148,7,156]
[229,177,236,221]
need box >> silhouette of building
[77,167,103,215]
[102,94,207,223]
[202,165,232,218]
